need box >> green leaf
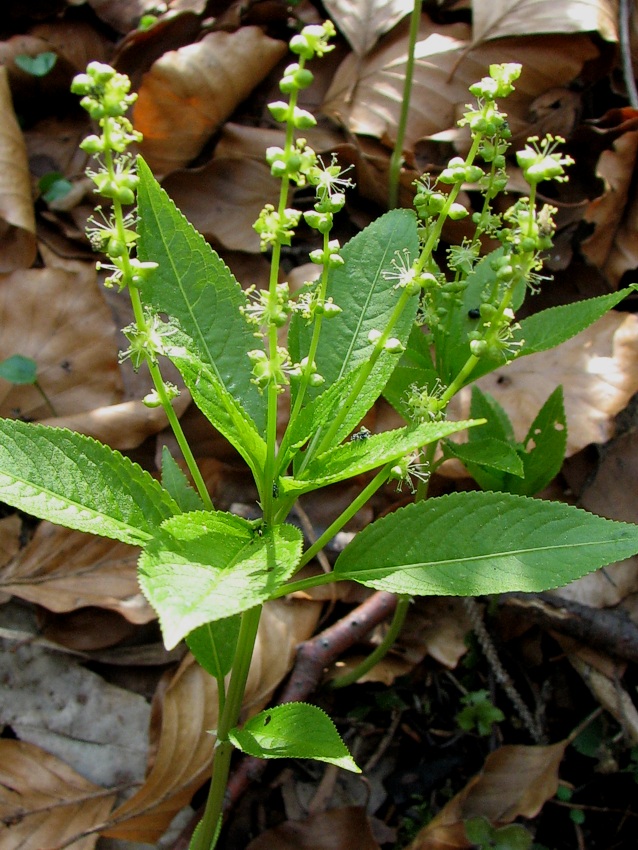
[443,438,524,477]
[0,354,37,385]
[38,172,73,204]
[290,209,420,396]
[383,324,438,421]
[469,386,514,444]
[334,491,638,596]
[286,418,482,495]
[136,156,266,432]
[229,703,361,773]
[15,52,57,77]
[167,346,267,486]
[138,512,303,649]
[186,616,240,680]
[0,419,179,545]
[505,386,567,496]
[513,287,637,358]
[160,446,205,512]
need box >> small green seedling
[0,23,637,850]
[0,354,57,416]
[456,689,505,736]
[38,172,74,205]
[465,815,533,850]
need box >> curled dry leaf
[0,266,122,421]
[446,311,638,469]
[245,805,382,850]
[134,27,288,173]
[582,119,638,287]
[0,67,36,272]
[322,14,598,152]
[323,0,414,56]
[0,521,153,624]
[0,740,116,850]
[102,598,322,842]
[406,742,566,850]
[471,0,618,44]
[86,0,165,34]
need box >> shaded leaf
[0,740,116,850]
[406,742,567,849]
[160,446,205,512]
[245,806,382,850]
[186,616,240,680]
[334,491,638,595]
[0,420,180,546]
[324,0,413,55]
[134,27,287,173]
[0,67,36,270]
[230,702,360,772]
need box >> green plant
[0,23,637,850]
[465,815,533,850]
[15,51,57,77]
[456,689,505,736]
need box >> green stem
[330,595,411,688]
[193,605,262,850]
[295,464,392,572]
[388,0,422,209]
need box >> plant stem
[388,0,422,209]
[330,594,411,687]
[193,605,262,850]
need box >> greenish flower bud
[448,203,469,220]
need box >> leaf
[471,0,618,45]
[133,27,287,173]
[513,287,637,358]
[0,67,36,271]
[0,522,152,622]
[245,806,382,850]
[0,419,179,546]
[167,346,267,484]
[505,386,567,496]
[136,156,266,433]
[407,742,567,849]
[138,512,303,649]
[160,445,205,512]
[0,740,116,850]
[291,209,419,392]
[15,51,57,76]
[186,616,241,680]
[334,491,638,596]
[290,418,482,494]
[0,353,36,384]
[229,703,361,773]
[469,386,515,444]
[323,0,413,55]
[0,265,123,421]
[443,438,524,478]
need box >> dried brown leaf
[471,0,618,44]
[0,67,36,271]
[0,740,116,850]
[0,266,122,420]
[246,805,382,850]
[134,27,288,173]
[322,15,598,152]
[0,522,153,624]
[323,0,413,55]
[407,742,566,849]
[102,598,322,842]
